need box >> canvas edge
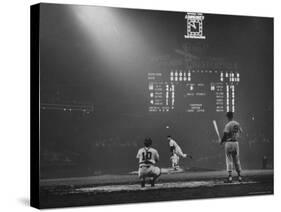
[30,3,41,209]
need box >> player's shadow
[18,197,30,207]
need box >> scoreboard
[148,70,240,113]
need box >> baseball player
[221,112,243,183]
[136,138,161,187]
[167,136,191,170]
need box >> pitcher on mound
[167,135,191,170]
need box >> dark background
[39,4,273,178]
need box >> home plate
[71,180,258,194]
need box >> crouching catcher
[136,138,161,187]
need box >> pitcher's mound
[129,167,184,175]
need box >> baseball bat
[212,120,221,142]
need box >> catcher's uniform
[223,120,242,172]
[136,147,161,178]
[169,139,185,158]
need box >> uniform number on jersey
[142,151,152,161]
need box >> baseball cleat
[150,179,155,187]
[182,154,187,158]
[173,165,180,171]
[173,167,179,171]
[238,175,243,182]
[224,176,233,183]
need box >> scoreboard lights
[148,70,240,113]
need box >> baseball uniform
[136,147,161,178]
[223,120,242,172]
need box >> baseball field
[39,169,273,208]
